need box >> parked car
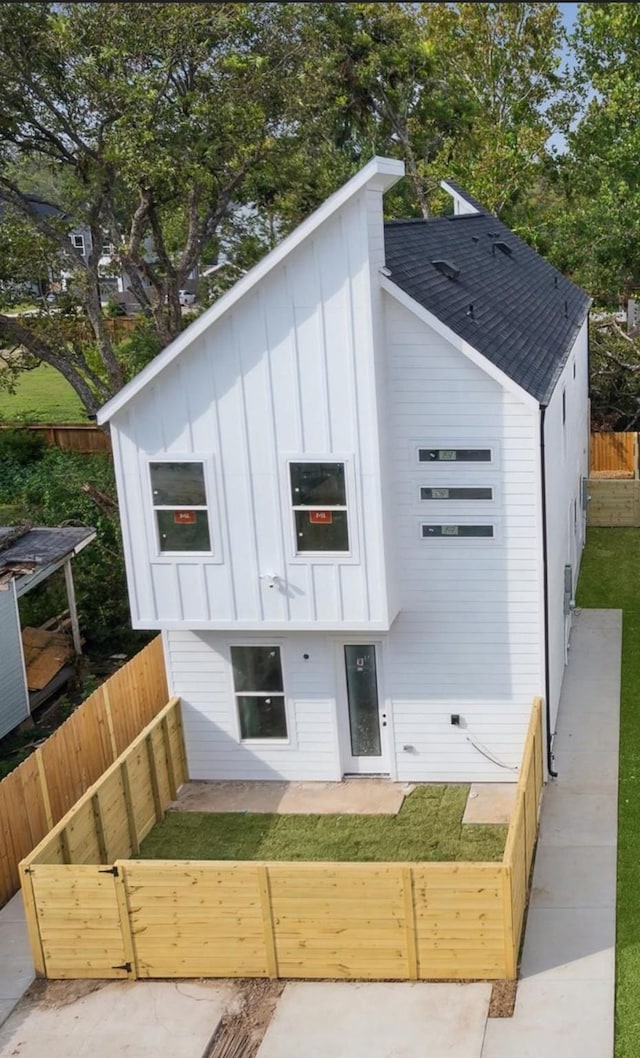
[179,289,196,307]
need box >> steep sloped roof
[383,209,590,404]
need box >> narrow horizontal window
[231,646,287,740]
[418,448,492,463]
[420,486,493,501]
[150,461,211,553]
[422,524,494,538]
[290,461,349,553]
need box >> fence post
[145,735,163,822]
[113,862,137,979]
[35,749,54,832]
[103,687,118,760]
[91,793,108,864]
[19,863,46,976]
[160,715,177,801]
[256,865,278,979]
[120,760,139,855]
[401,866,418,980]
[501,864,517,980]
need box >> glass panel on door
[344,645,381,757]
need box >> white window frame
[284,456,358,563]
[144,455,220,561]
[228,642,293,746]
[72,233,85,254]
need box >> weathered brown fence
[21,698,543,982]
[590,432,637,478]
[0,423,110,454]
[0,636,167,907]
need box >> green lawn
[0,363,85,422]
[138,785,507,863]
[576,528,640,1058]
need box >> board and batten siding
[0,583,30,739]
[165,630,341,781]
[110,189,394,632]
[381,295,543,781]
[543,318,589,733]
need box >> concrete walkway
[0,890,35,1027]
[482,608,621,1058]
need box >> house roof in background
[383,205,590,404]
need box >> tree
[553,3,640,301]
[0,2,319,416]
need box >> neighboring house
[0,525,95,739]
[98,157,590,784]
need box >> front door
[341,644,388,775]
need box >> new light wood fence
[20,698,543,982]
[0,636,167,907]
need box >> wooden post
[113,863,137,979]
[174,699,189,785]
[401,866,418,980]
[35,749,54,831]
[146,735,163,822]
[63,559,82,655]
[19,863,46,976]
[160,715,177,801]
[634,432,639,480]
[256,865,278,979]
[91,793,108,864]
[59,827,71,865]
[120,760,139,855]
[103,686,118,760]
[501,864,517,980]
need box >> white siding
[381,295,543,781]
[543,319,589,733]
[165,629,341,781]
[0,584,29,739]
[112,191,392,631]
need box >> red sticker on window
[174,511,196,524]
[309,511,333,524]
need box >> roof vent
[432,259,460,281]
[494,241,512,256]
[466,303,475,319]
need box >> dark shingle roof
[383,207,590,404]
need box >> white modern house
[98,157,590,785]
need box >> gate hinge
[23,867,32,875]
[112,962,132,973]
[99,866,119,877]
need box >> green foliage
[0,446,142,650]
[0,427,46,465]
[589,316,640,430]
[139,786,507,863]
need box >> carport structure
[0,524,95,738]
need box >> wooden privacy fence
[21,698,543,982]
[0,636,168,908]
[0,423,111,454]
[587,478,640,526]
[590,432,638,478]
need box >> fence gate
[26,864,134,979]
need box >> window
[150,461,211,553]
[422,524,494,538]
[418,448,491,463]
[562,389,566,426]
[72,234,85,253]
[420,486,493,500]
[231,646,287,740]
[290,462,349,553]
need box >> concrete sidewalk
[482,608,621,1058]
[0,890,35,1026]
